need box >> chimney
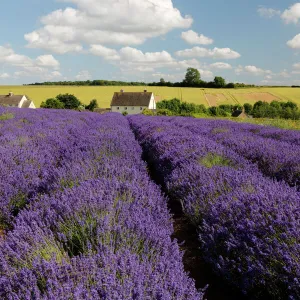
[8,92,14,97]
[120,89,124,93]
[144,89,147,93]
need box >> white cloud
[282,3,300,24]
[151,72,183,81]
[175,59,202,70]
[88,45,207,77]
[150,68,214,82]
[199,69,214,79]
[210,62,232,69]
[0,46,32,68]
[181,30,213,45]
[95,46,177,69]
[75,70,91,80]
[261,79,289,85]
[257,6,281,18]
[43,71,63,81]
[90,45,120,60]
[175,47,241,59]
[293,62,300,69]
[278,70,290,78]
[14,71,30,78]
[0,73,10,79]
[0,45,60,78]
[287,34,300,49]
[35,55,60,69]
[236,65,272,76]
[25,0,193,53]
[134,66,155,72]
[119,47,173,63]
[244,65,266,75]
[236,65,290,78]
[235,65,244,75]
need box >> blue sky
[1,0,300,85]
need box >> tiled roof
[0,95,23,107]
[21,100,32,108]
[111,92,152,107]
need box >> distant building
[110,90,156,115]
[0,92,36,109]
[232,107,248,118]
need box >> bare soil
[233,92,279,103]
[205,94,228,107]
[170,200,247,300]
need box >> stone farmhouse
[0,92,36,109]
[111,90,156,115]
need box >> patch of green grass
[194,115,300,130]
[0,113,14,120]
[200,153,235,168]
[10,192,27,216]
[35,242,68,263]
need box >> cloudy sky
[1,0,300,85]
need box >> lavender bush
[170,117,300,188]
[129,115,300,299]
[0,108,202,299]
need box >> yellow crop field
[1,86,300,108]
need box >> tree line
[26,68,256,89]
[146,98,300,120]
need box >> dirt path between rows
[169,200,246,300]
[140,157,247,299]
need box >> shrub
[156,109,173,116]
[40,98,65,109]
[142,108,155,116]
[56,94,81,110]
[85,99,99,112]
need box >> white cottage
[0,92,36,109]
[110,90,156,115]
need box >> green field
[1,86,300,108]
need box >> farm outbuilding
[0,92,36,109]
[111,90,156,115]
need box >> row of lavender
[0,108,201,299]
[170,118,300,189]
[129,115,300,300]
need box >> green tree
[243,103,253,115]
[86,99,99,111]
[56,94,81,109]
[226,83,235,88]
[253,101,270,118]
[183,68,201,86]
[142,108,155,116]
[40,98,65,109]
[214,76,226,88]
[156,109,173,116]
[284,101,297,110]
[157,98,181,114]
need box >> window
[140,107,143,110]
[125,107,128,110]
[117,107,120,110]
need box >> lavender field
[129,116,300,300]
[0,108,299,300]
[0,108,202,299]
